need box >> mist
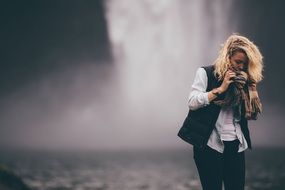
[0,0,284,151]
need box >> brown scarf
[214,67,262,120]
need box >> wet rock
[0,165,31,190]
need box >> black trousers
[193,139,245,190]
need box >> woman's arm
[188,68,236,110]
[187,68,210,110]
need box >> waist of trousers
[222,139,240,154]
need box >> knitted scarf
[214,66,262,120]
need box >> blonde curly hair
[214,34,264,83]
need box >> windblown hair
[213,34,263,83]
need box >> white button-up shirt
[187,67,248,153]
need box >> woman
[178,34,263,190]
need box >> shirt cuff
[204,92,210,105]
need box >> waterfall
[104,0,235,149]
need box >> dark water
[0,147,284,190]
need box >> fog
[0,0,284,151]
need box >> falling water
[104,0,236,149]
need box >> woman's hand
[218,70,236,93]
[208,70,236,102]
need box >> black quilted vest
[177,65,252,149]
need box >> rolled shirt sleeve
[187,67,210,110]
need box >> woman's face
[230,51,248,71]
